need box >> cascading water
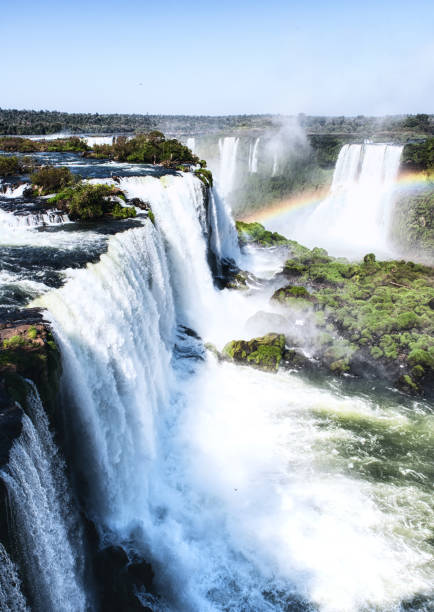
[248,137,260,173]
[284,143,403,257]
[217,136,239,197]
[83,136,115,147]
[0,382,87,612]
[186,137,196,154]
[0,543,28,611]
[33,171,433,611]
[0,208,70,228]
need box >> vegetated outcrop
[279,249,434,393]
[0,309,62,565]
[233,222,434,394]
[0,136,90,153]
[0,309,62,426]
[83,131,198,167]
[223,333,286,372]
[235,220,293,247]
[0,155,37,178]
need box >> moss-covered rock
[48,183,134,220]
[194,168,213,188]
[273,242,434,393]
[0,310,62,417]
[235,221,289,247]
[223,333,285,372]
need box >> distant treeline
[0,109,433,138]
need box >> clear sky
[1,0,433,116]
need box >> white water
[281,143,403,258]
[0,383,86,611]
[248,137,261,173]
[217,136,239,197]
[34,173,433,611]
[0,207,70,228]
[0,543,28,611]
[83,135,115,147]
[0,184,27,199]
[186,137,196,154]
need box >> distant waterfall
[248,137,260,173]
[83,136,114,147]
[186,137,196,154]
[272,151,279,176]
[217,136,239,197]
[0,383,86,612]
[288,143,403,257]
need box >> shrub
[31,166,76,195]
[49,183,125,220]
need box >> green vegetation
[274,245,434,392]
[31,165,77,195]
[48,183,135,220]
[308,135,345,167]
[0,136,90,153]
[194,168,213,187]
[235,221,290,247]
[1,109,432,139]
[0,155,36,177]
[86,131,198,167]
[402,138,434,173]
[0,324,61,417]
[391,188,434,260]
[223,333,285,372]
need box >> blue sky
[1,0,433,115]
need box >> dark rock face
[94,545,155,611]
[0,388,23,468]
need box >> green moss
[247,345,283,371]
[273,244,434,392]
[27,326,38,340]
[223,333,285,372]
[147,210,155,225]
[111,203,136,219]
[194,168,213,187]
[235,221,290,248]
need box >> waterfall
[83,136,114,147]
[248,137,260,173]
[272,151,279,176]
[186,137,196,154]
[0,184,27,199]
[118,173,217,332]
[287,143,403,257]
[0,543,28,611]
[0,382,86,612]
[208,188,240,266]
[0,208,70,229]
[29,170,432,611]
[217,136,239,197]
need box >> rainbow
[239,171,433,225]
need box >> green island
[230,221,434,394]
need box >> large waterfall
[283,143,403,257]
[0,383,87,611]
[1,165,432,611]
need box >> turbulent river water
[0,148,433,611]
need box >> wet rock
[223,333,285,372]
